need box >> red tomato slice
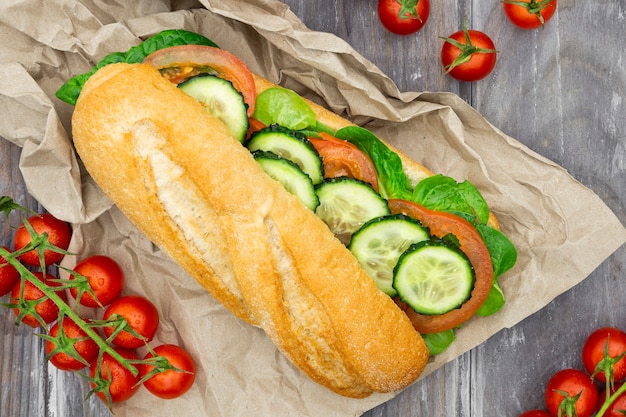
[246,117,267,140]
[387,199,493,334]
[309,132,380,192]
[143,45,256,117]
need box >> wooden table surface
[1,1,625,416]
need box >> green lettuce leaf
[55,29,218,105]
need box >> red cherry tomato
[518,410,552,417]
[504,0,557,30]
[139,344,196,399]
[377,0,430,36]
[13,213,71,267]
[70,255,124,308]
[441,23,497,82]
[12,271,67,328]
[103,295,160,349]
[0,246,20,296]
[582,327,626,383]
[46,317,99,371]
[545,368,598,417]
[89,347,140,403]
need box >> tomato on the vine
[103,295,159,349]
[545,368,599,417]
[598,382,626,417]
[504,0,557,30]
[139,344,196,399]
[13,213,71,267]
[11,271,67,327]
[518,410,552,417]
[46,317,99,371]
[441,21,497,82]
[0,246,20,296]
[582,327,626,383]
[70,255,124,308]
[90,347,140,403]
[377,0,430,35]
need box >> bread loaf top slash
[72,63,429,398]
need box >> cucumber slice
[315,177,390,245]
[179,75,249,143]
[393,242,474,315]
[253,151,319,211]
[349,214,429,296]
[247,126,324,184]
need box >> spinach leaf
[422,329,456,356]
[412,174,490,224]
[56,29,218,105]
[476,223,518,279]
[335,126,413,200]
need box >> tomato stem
[396,0,423,21]
[503,0,554,26]
[0,196,177,411]
[597,378,626,417]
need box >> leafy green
[412,174,490,224]
[55,29,218,105]
[423,329,456,356]
[334,126,414,200]
[476,223,517,278]
[475,280,505,317]
[252,87,318,131]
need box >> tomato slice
[309,132,379,192]
[246,117,266,140]
[143,45,256,117]
[387,199,493,334]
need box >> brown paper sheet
[0,1,625,416]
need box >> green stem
[596,380,626,417]
[0,246,136,376]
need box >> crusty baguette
[72,63,429,398]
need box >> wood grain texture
[1,0,624,416]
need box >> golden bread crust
[72,63,429,398]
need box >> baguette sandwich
[65,30,516,398]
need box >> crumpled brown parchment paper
[0,1,624,416]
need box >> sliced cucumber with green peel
[394,242,474,315]
[179,75,249,143]
[247,126,324,185]
[253,151,319,211]
[315,177,390,245]
[349,214,430,296]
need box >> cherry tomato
[545,368,599,417]
[103,295,159,349]
[518,410,552,417]
[143,45,257,117]
[309,132,379,192]
[13,213,71,267]
[70,255,124,308]
[0,246,20,296]
[504,0,557,30]
[582,327,626,383]
[12,271,67,328]
[598,382,626,417]
[441,23,497,82]
[89,347,140,403]
[46,317,99,371]
[139,344,196,399]
[377,0,430,36]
